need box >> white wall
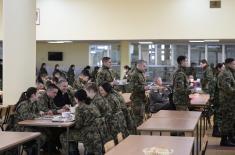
[36,42,89,75]
[35,0,235,40]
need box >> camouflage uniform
[129,68,147,127]
[37,92,58,114]
[73,78,86,91]
[218,67,235,137]
[113,91,136,134]
[96,66,115,86]
[14,100,47,145]
[173,66,190,110]
[67,69,75,86]
[201,66,215,98]
[60,103,103,155]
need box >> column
[120,41,130,79]
[3,0,36,105]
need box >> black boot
[220,135,235,147]
[212,125,221,137]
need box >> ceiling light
[48,41,73,44]
[139,41,153,44]
[189,40,205,43]
[204,39,220,42]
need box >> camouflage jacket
[218,67,235,106]
[73,78,86,91]
[172,66,190,105]
[91,94,112,118]
[201,66,215,97]
[67,69,75,86]
[37,92,58,114]
[96,66,115,86]
[129,68,146,100]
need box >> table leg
[192,135,194,155]
[196,123,199,155]
[192,131,195,155]
[37,137,40,155]
[203,114,206,136]
[66,127,69,155]
[199,116,202,150]
[17,145,21,155]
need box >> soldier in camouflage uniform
[14,87,47,154]
[212,63,225,137]
[99,82,128,142]
[173,56,190,111]
[129,60,149,127]
[60,89,103,155]
[67,64,75,86]
[73,69,90,91]
[96,57,116,86]
[218,58,235,146]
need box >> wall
[35,0,235,40]
[36,42,89,75]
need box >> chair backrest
[201,135,208,155]
[104,140,115,153]
[117,132,123,143]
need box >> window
[156,44,172,65]
[130,44,139,65]
[207,45,222,66]
[173,44,188,65]
[190,45,205,66]
[225,45,235,59]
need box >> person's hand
[46,110,53,116]
[57,109,66,114]
[39,111,45,116]
[144,85,150,90]
[63,105,70,111]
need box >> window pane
[225,45,235,58]
[130,44,139,65]
[110,44,120,65]
[190,45,205,66]
[140,44,156,65]
[207,45,222,67]
[173,44,188,65]
[157,44,172,65]
[89,45,109,66]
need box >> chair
[0,105,11,131]
[117,132,123,143]
[104,140,115,153]
[201,135,208,155]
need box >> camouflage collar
[102,66,110,70]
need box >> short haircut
[58,79,68,85]
[102,57,111,63]
[47,84,58,91]
[177,56,187,65]
[215,63,224,70]
[81,69,90,78]
[200,59,208,64]
[137,60,146,65]
[100,82,113,94]
[85,82,98,92]
[225,58,234,64]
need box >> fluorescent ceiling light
[189,40,204,43]
[139,41,153,44]
[48,41,73,44]
[204,39,220,42]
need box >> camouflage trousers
[221,110,235,136]
[213,103,222,128]
[131,99,145,127]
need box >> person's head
[69,64,75,70]
[40,73,48,81]
[225,58,235,71]
[54,72,61,79]
[55,64,59,70]
[94,66,100,72]
[124,65,131,73]
[154,77,162,86]
[215,63,225,72]
[84,65,91,71]
[200,59,208,68]
[52,77,59,84]
[74,89,90,105]
[177,56,188,67]
[136,60,147,72]
[37,82,45,90]
[99,82,113,97]
[58,79,68,93]
[102,57,112,68]
[41,63,46,69]
[17,87,38,107]
[79,69,90,82]
[85,82,98,99]
[46,84,58,99]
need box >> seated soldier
[73,69,90,91]
[149,77,171,113]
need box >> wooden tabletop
[137,117,198,132]
[152,110,201,119]
[105,135,194,155]
[18,119,75,128]
[189,93,210,106]
[0,132,41,152]
[121,93,131,103]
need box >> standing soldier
[129,60,149,127]
[173,56,190,110]
[212,63,225,137]
[96,57,116,86]
[218,58,235,146]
